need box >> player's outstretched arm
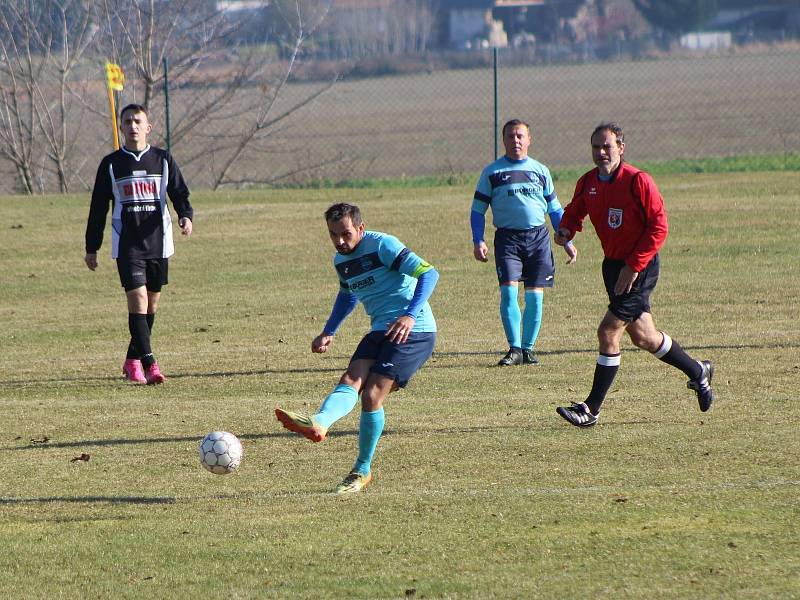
[314,290,358,353]
[312,333,334,353]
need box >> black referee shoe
[522,349,539,365]
[556,402,599,427]
[498,347,523,366]
[687,360,715,412]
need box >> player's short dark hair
[502,119,530,137]
[325,203,362,226]
[120,103,148,120]
[592,122,624,144]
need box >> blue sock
[353,408,385,476]
[499,285,521,348]
[314,384,359,429]
[522,290,544,351]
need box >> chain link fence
[248,46,799,186]
[1,46,798,193]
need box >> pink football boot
[122,359,147,385]
[144,362,166,385]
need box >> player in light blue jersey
[471,119,577,366]
[276,203,438,494]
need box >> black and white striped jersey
[85,145,193,259]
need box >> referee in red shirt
[553,123,714,427]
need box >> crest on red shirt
[608,208,623,229]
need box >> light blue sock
[499,284,521,348]
[522,290,544,351]
[352,408,385,476]
[314,384,359,429]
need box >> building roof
[332,0,394,9]
[440,0,545,8]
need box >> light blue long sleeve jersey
[471,156,563,238]
[331,231,437,333]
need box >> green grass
[277,152,800,190]
[1,172,798,598]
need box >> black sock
[128,313,153,364]
[585,353,620,415]
[140,353,156,369]
[126,314,155,360]
[652,333,702,380]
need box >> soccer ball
[199,431,243,475]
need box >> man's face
[503,125,530,160]
[591,129,624,175]
[328,216,365,255]
[120,110,152,150]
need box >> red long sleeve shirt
[560,162,668,272]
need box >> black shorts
[494,226,555,287]
[117,258,169,292]
[350,330,436,388]
[602,255,659,322]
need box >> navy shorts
[494,226,555,287]
[117,258,169,292]
[602,255,660,322]
[350,331,436,388]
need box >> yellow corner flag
[104,62,125,149]
[105,62,125,91]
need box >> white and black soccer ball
[199,431,243,475]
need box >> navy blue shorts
[117,258,169,292]
[350,331,436,388]
[602,255,660,322]
[494,226,555,287]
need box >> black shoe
[688,360,714,412]
[522,349,539,365]
[556,402,599,427]
[498,347,523,366]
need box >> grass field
[1,171,799,598]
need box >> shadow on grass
[0,367,345,387]
[3,340,794,387]
[0,495,177,505]
[433,341,800,359]
[6,419,666,453]
[8,431,290,451]
[2,426,476,452]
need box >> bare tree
[35,0,99,193]
[97,0,339,189]
[0,0,342,193]
[0,0,98,194]
[100,0,243,111]
[207,0,336,189]
[0,2,44,194]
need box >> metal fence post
[493,46,499,160]
[163,57,171,152]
